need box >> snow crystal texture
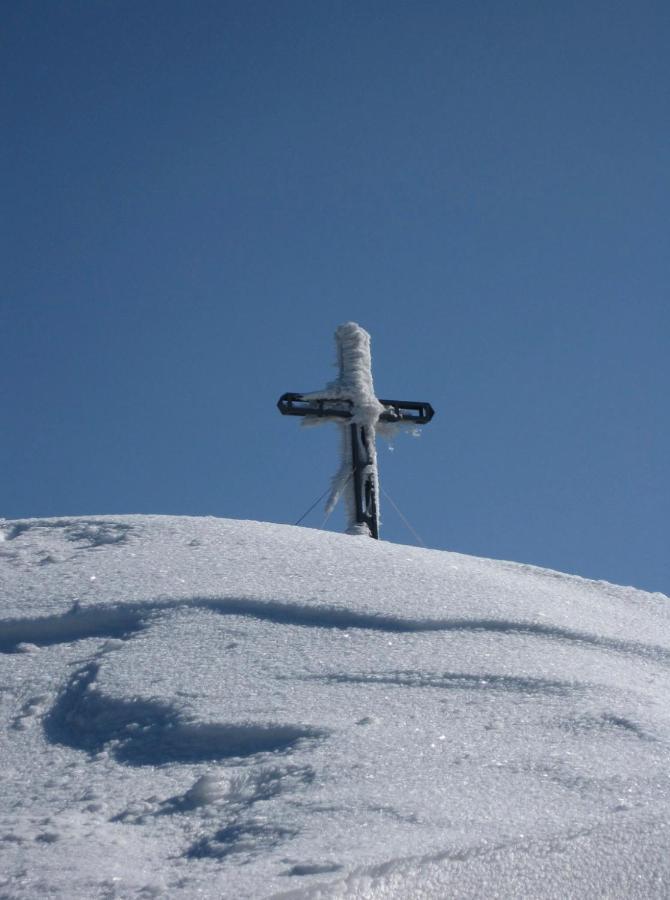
[1,515,670,898]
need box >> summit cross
[277,322,434,539]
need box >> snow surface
[2,515,670,898]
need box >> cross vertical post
[350,421,379,538]
[278,322,434,539]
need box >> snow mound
[1,515,670,898]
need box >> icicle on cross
[278,322,434,539]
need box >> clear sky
[3,1,669,594]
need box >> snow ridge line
[294,670,584,695]
[2,596,670,664]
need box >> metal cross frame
[277,325,434,540]
[278,393,434,538]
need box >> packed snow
[1,515,670,898]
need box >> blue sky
[3,1,669,594]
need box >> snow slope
[1,515,670,898]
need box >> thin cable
[381,486,427,548]
[294,485,332,526]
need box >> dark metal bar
[360,426,379,539]
[350,423,365,531]
[277,393,353,419]
[378,400,434,425]
[350,424,379,539]
[278,393,434,425]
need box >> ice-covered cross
[278,322,434,539]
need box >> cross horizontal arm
[277,393,434,425]
[277,393,352,419]
[378,399,435,425]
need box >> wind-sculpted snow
[0,604,149,650]
[3,596,670,675]
[45,662,326,765]
[1,515,670,899]
[300,669,583,694]
[1,518,132,547]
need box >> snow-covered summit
[1,515,670,898]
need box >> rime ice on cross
[278,322,434,539]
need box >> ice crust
[1,514,670,898]
[306,322,384,534]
